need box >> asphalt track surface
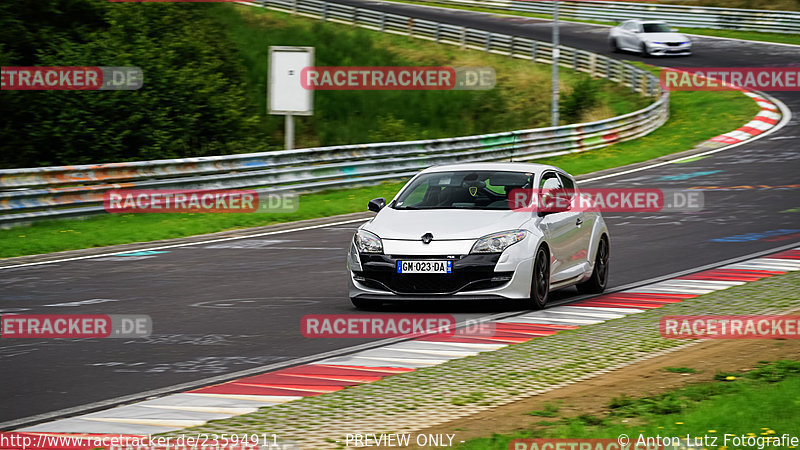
[1,1,799,427]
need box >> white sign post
[268,46,314,150]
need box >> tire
[351,297,380,310]
[577,236,609,295]
[528,246,550,310]
[640,42,650,57]
[610,38,620,53]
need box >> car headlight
[354,229,383,254]
[471,230,527,254]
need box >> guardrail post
[588,53,597,77]
[485,33,492,52]
[380,12,385,32]
[509,36,515,58]
[572,49,578,70]
[321,2,328,21]
[352,7,358,26]
[630,69,637,93]
[531,41,538,62]
[408,18,414,36]
[435,23,441,43]
[605,58,611,80]
[292,0,297,13]
[460,27,466,48]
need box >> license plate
[397,260,452,274]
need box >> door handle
[576,218,583,227]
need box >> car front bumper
[348,250,534,301]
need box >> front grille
[666,42,682,47]
[356,254,511,295]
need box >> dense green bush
[0,0,256,168]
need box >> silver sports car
[347,163,610,309]
[609,19,692,56]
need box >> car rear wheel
[529,246,550,310]
[577,236,609,295]
[610,38,620,53]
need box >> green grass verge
[380,0,800,46]
[456,360,800,449]
[0,65,759,259]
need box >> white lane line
[661,279,746,286]
[558,306,646,314]
[341,356,448,366]
[757,258,800,267]
[376,347,482,357]
[411,341,509,350]
[187,393,303,403]
[137,405,258,415]
[514,316,603,325]
[136,393,278,408]
[399,340,507,350]
[544,307,629,318]
[726,262,800,271]
[630,286,716,294]
[653,281,738,289]
[81,418,206,428]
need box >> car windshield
[642,23,672,33]
[392,170,534,210]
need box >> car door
[538,171,582,283]
[621,21,640,50]
[558,173,593,276]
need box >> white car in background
[346,163,610,310]
[609,20,692,56]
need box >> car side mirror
[368,197,386,213]
[537,190,572,216]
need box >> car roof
[624,19,668,24]
[420,162,568,176]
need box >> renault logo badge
[421,233,433,244]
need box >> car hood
[364,208,530,240]
[641,32,689,43]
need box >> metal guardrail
[404,0,800,34]
[0,0,668,225]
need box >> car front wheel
[577,236,609,294]
[640,42,650,57]
[529,246,550,310]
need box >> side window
[557,173,576,203]
[540,172,563,191]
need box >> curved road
[1,0,798,427]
